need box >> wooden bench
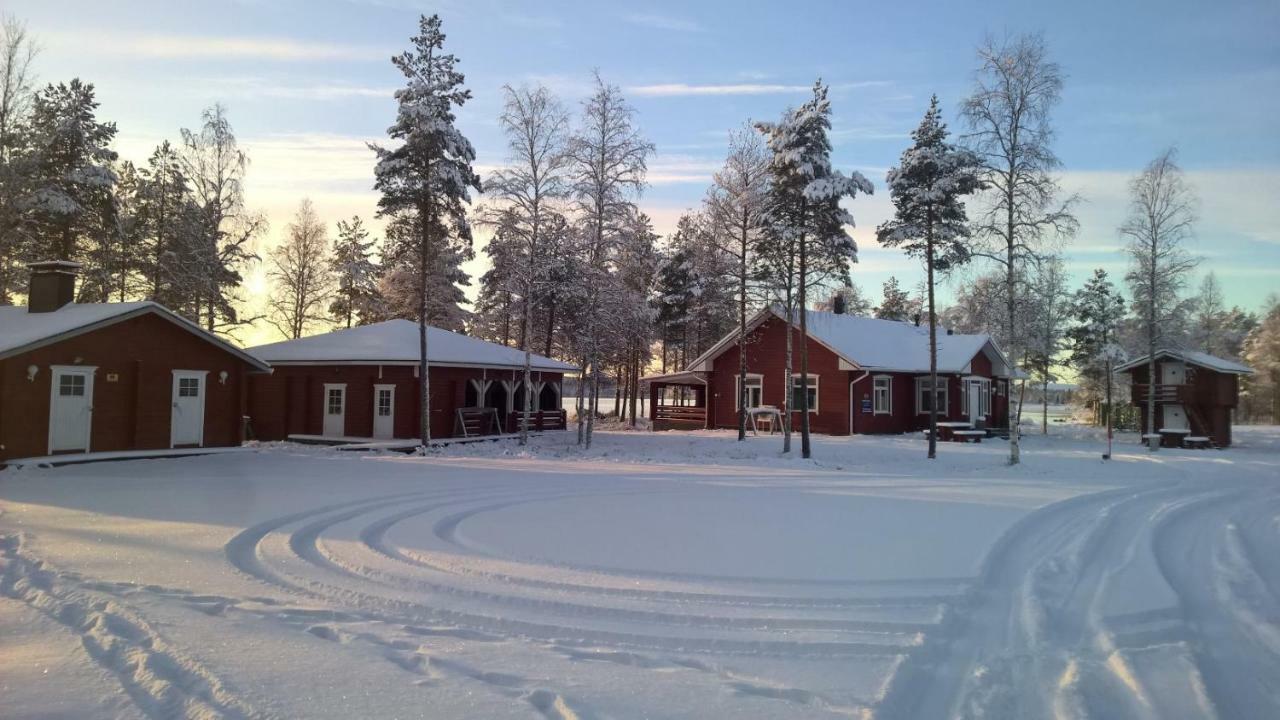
[952,430,985,443]
[1183,436,1211,450]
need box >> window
[916,377,948,414]
[873,376,892,414]
[326,388,344,415]
[735,375,763,410]
[59,374,86,397]
[790,374,819,412]
[981,379,991,416]
[376,388,392,417]
[178,377,200,397]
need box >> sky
[8,0,1280,345]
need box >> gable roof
[248,319,577,372]
[0,301,270,371]
[686,306,1013,376]
[1115,348,1253,375]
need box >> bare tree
[566,72,653,449]
[1122,148,1198,450]
[0,15,38,303]
[962,32,1078,465]
[487,83,571,445]
[706,127,769,441]
[266,199,333,339]
[1025,254,1071,434]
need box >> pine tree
[23,79,118,263]
[1242,297,1280,423]
[135,140,196,308]
[875,276,914,321]
[328,215,380,328]
[877,95,983,458]
[756,81,872,458]
[1066,268,1126,433]
[370,14,481,447]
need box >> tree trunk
[1146,237,1159,451]
[799,199,812,460]
[737,215,748,442]
[782,287,793,454]
[927,238,938,460]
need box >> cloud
[646,155,723,185]
[628,80,892,98]
[200,77,397,101]
[622,13,701,33]
[47,31,389,62]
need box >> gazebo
[642,371,710,431]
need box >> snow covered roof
[0,301,269,370]
[687,307,1013,376]
[1115,348,1253,375]
[248,319,577,372]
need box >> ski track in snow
[1,431,1278,718]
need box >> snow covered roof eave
[264,359,576,372]
[1115,349,1254,375]
[0,303,270,372]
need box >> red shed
[0,261,270,464]
[246,320,575,441]
[1118,349,1253,448]
[645,307,1015,436]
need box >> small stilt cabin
[1117,349,1253,448]
[246,320,575,442]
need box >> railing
[654,404,707,430]
[1132,384,1192,403]
[506,409,567,433]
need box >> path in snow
[1,428,1277,718]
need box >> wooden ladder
[1183,404,1219,448]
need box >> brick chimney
[26,260,81,313]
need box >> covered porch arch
[643,371,710,431]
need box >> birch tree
[566,72,653,449]
[267,199,333,339]
[877,95,983,459]
[0,15,37,303]
[1122,148,1198,450]
[962,33,1077,465]
[370,14,481,447]
[487,83,570,445]
[706,127,769,440]
[1024,254,1071,434]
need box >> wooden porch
[644,371,710,431]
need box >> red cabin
[645,307,1015,437]
[246,320,574,442]
[0,261,270,464]
[1118,349,1253,448]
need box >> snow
[1115,348,1254,375]
[803,309,1002,374]
[1,426,1278,718]
[248,318,576,372]
[0,302,269,370]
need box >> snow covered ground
[2,426,1278,719]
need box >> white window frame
[735,373,764,411]
[790,373,819,413]
[324,383,346,416]
[873,375,892,415]
[915,376,948,415]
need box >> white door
[373,384,395,439]
[170,371,208,447]
[323,384,346,438]
[1160,361,1185,385]
[48,366,95,453]
[968,381,983,420]
[1163,404,1189,430]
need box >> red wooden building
[645,307,1015,436]
[246,320,574,441]
[0,261,270,464]
[1117,349,1253,447]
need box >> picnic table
[923,421,975,442]
[1158,428,1191,448]
[747,406,783,436]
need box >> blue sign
[861,399,872,412]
